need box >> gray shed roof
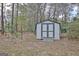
[36,20,60,24]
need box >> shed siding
[54,23,60,40]
[36,23,41,39]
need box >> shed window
[42,32,47,37]
[48,24,53,31]
[48,32,53,37]
[42,24,47,31]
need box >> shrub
[60,20,68,33]
[68,20,79,40]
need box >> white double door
[42,23,54,38]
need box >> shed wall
[36,21,60,40]
[54,23,60,40]
[36,23,41,39]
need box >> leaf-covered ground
[0,32,79,56]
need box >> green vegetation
[68,18,79,40]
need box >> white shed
[35,20,61,40]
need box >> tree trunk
[53,4,56,20]
[16,3,18,32]
[1,3,4,34]
[48,6,51,20]
[21,21,23,40]
[11,3,14,33]
[36,4,41,23]
[42,3,47,20]
[39,5,42,22]
[36,4,39,23]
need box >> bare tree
[11,3,14,33]
[15,3,19,32]
[47,5,52,19]
[1,3,4,34]
[36,3,41,23]
[42,3,47,20]
[53,4,57,19]
[40,3,47,21]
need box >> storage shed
[36,20,61,40]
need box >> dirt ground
[0,32,79,56]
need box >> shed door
[42,23,54,38]
[48,24,54,38]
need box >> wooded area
[0,3,79,55]
[0,3,79,39]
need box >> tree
[41,3,47,20]
[15,3,19,32]
[68,19,79,40]
[11,3,14,33]
[1,3,4,34]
